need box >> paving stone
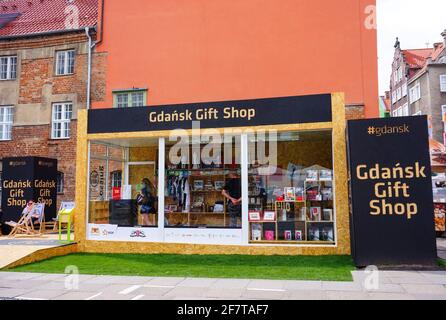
[0,288,34,298]
[206,288,243,299]
[321,281,363,292]
[363,283,405,293]
[18,289,66,300]
[177,278,218,288]
[401,284,446,295]
[283,280,322,291]
[326,291,370,300]
[9,280,48,289]
[164,286,208,298]
[55,291,103,300]
[411,294,446,300]
[30,274,66,281]
[212,279,250,289]
[368,292,415,300]
[144,277,186,286]
[100,283,143,295]
[87,292,135,300]
[247,280,285,290]
[283,290,327,300]
[139,286,175,296]
[0,272,43,281]
[389,277,437,285]
[241,289,285,300]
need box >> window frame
[409,83,421,103]
[111,170,122,188]
[51,102,73,139]
[0,55,17,80]
[57,171,64,194]
[440,75,446,92]
[55,50,75,76]
[113,89,147,108]
[0,106,14,141]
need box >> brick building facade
[0,0,101,213]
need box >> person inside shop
[137,178,157,226]
[222,171,242,228]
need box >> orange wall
[94,0,378,118]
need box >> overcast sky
[377,0,446,94]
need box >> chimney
[442,30,446,46]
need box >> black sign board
[1,157,57,225]
[347,116,437,267]
[88,94,332,134]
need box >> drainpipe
[85,27,96,110]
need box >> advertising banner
[1,157,57,224]
[347,116,437,266]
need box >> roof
[0,0,98,38]
[402,48,433,69]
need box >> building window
[55,50,75,75]
[57,172,64,194]
[397,87,402,101]
[409,83,421,103]
[402,83,407,97]
[113,90,147,108]
[0,106,13,140]
[440,75,446,92]
[398,67,403,82]
[0,56,17,80]
[413,111,422,116]
[391,91,397,104]
[52,103,73,139]
[402,103,409,116]
[111,170,122,188]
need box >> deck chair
[46,202,75,232]
[31,203,46,235]
[6,204,36,237]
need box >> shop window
[113,90,147,108]
[55,50,75,75]
[248,130,335,244]
[88,140,159,228]
[0,106,13,140]
[51,103,72,139]
[0,56,17,80]
[57,172,64,194]
[165,136,241,229]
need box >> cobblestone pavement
[0,270,445,300]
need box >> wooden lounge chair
[6,204,36,237]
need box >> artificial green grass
[439,259,446,268]
[10,253,354,281]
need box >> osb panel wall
[4,244,78,270]
[277,139,332,170]
[129,147,158,162]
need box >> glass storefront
[86,130,335,245]
[248,130,334,243]
[165,136,241,229]
[88,138,159,228]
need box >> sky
[377,0,446,94]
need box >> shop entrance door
[127,162,157,226]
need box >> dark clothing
[223,178,241,200]
[138,187,156,214]
[224,178,241,227]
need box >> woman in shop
[137,178,157,226]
